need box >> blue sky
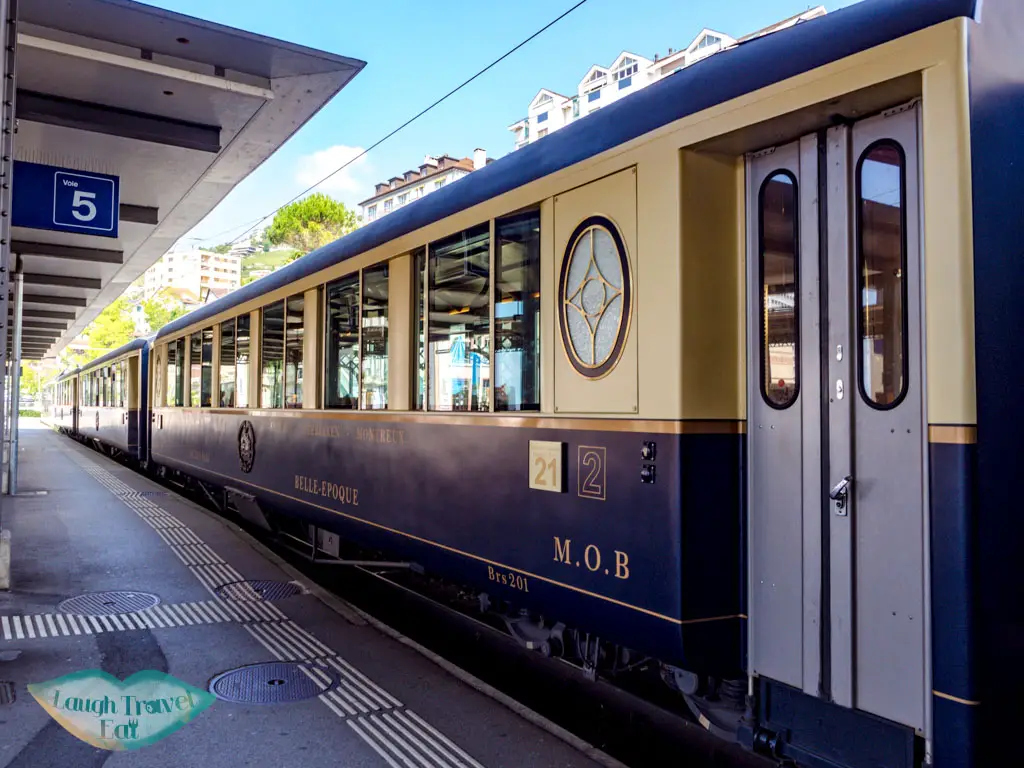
[150,0,862,248]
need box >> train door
[746,104,927,733]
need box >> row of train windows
[56,381,73,406]
[79,361,129,408]
[760,140,908,411]
[163,209,541,412]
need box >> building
[143,249,243,303]
[508,6,826,150]
[359,149,492,225]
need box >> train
[43,1,1024,765]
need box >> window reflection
[428,224,490,411]
[236,315,250,408]
[220,319,235,407]
[285,295,304,408]
[261,301,284,408]
[759,171,799,408]
[201,328,213,407]
[495,211,540,411]
[858,141,906,407]
[413,249,426,409]
[361,265,389,409]
[325,276,360,409]
[190,333,202,407]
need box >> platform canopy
[6,0,364,360]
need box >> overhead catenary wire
[205,0,593,246]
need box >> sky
[148,0,863,249]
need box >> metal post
[7,269,21,495]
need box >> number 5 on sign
[529,440,564,493]
[71,190,97,222]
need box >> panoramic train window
[190,333,202,407]
[261,300,284,408]
[413,248,426,409]
[758,171,799,409]
[361,264,388,409]
[285,294,304,408]
[201,328,214,407]
[857,140,907,408]
[427,223,490,411]
[166,338,185,407]
[236,314,250,408]
[220,318,236,407]
[495,210,541,411]
[325,275,360,409]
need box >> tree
[265,193,357,254]
[84,298,135,351]
[142,291,187,334]
[211,243,232,254]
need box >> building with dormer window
[359,149,493,225]
[508,6,826,149]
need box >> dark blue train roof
[156,0,977,343]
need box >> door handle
[829,475,852,515]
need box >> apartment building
[144,248,242,302]
[509,6,826,149]
[359,149,492,225]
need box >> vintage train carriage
[75,338,150,462]
[48,369,79,433]
[83,1,1018,766]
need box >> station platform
[0,422,614,768]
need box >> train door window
[495,210,541,411]
[361,264,388,409]
[413,248,426,409]
[325,275,359,409]
[166,342,175,406]
[759,171,800,408]
[427,223,490,411]
[190,333,202,407]
[261,301,284,408]
[856,141,907,408]
[201,328,214,407]
[220,319,236,407]
[285,294,304,408]
[176,339,186,407]
[236,315,250,408]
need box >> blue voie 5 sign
[13,162,119,238]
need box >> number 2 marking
[534,456,557,487]
[578,446,606,500]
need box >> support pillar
[7,268,22,496]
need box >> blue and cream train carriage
[45,1,1024,765]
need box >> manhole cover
[58,591,160,615]
[0,681,15,705]
[215,580,302,602]
[209,662,336,704]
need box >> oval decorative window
[558,216,632,379]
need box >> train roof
[76,337,152,374]
[156,0,978,343]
